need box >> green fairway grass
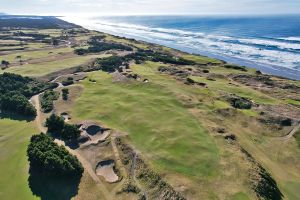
[0,118,38,200]
[73,63,219,178]
[2,54,108,77]
[0,47,73,63]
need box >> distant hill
[0,12,7,15]
[0,15,80,29]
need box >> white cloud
[1,0,300,15]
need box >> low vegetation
[40,90,59,113]
[75,39,132,55]
[62,77,74,86]
[94,56,125,72]
[125,49,195,65]
[62,88,69,100]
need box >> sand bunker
[61,114,70,122]
[86,125,102,135]
[95,160,119,183]
[78,121,110,144]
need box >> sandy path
[30,94,47,133]
[280,123,300,140]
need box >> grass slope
[0,118,38,200]
[73,68,219,178]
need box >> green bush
[62,77,74,86]
[74,40,132,55]
[40,90,59,113]
[61,124,81,141]
[46,114,81,141]
[95,56,125,72]
[74,48,88,55]
[232,99,252,109]
[45,114,65,133]
[223,64,247,72]
[62,88,69,100]
[125,49,195,65]
[27,133,83,176]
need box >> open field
[1,54,110,77]
[0,47,73,62]
[0,118,38,200]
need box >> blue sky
[1,0,300,15]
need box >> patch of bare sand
[96,160,119,183]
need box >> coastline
[61,16,300,80]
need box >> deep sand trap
[95,160,118,183]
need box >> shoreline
[61,17,300,80]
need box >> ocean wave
[61,16,300,71]
[278,37,300,42]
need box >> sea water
[63,15,300,79]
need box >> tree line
[0,73,56,117]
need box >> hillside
[0,17,299,200]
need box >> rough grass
[190,76,278,105]
[286,99,300,106]
[2,55,103,77]
[73,68,219,178]
[181,54,223,65]
[294,129,300,149]
[284,181,300,200]
[0,118,38,200]
[231,192,251,200]
[0,47,73,62]
[104,34,148,49]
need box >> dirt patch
[112,71,131,82]
[95,160,119,183]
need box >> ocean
[62,15,300,80]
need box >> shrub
[74,48,88,55]
[186,77,195,84]
[62,88,69,100]
[74,40,132,55]
[223,64,247,72]
[62,77,74,86]
[45,114,65,134]
[125,49,195,65]
[232,99,252,109]
[27,133,83,176]
[40,90,59,113]
[61,124,81,141]
[95,56,125,72]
